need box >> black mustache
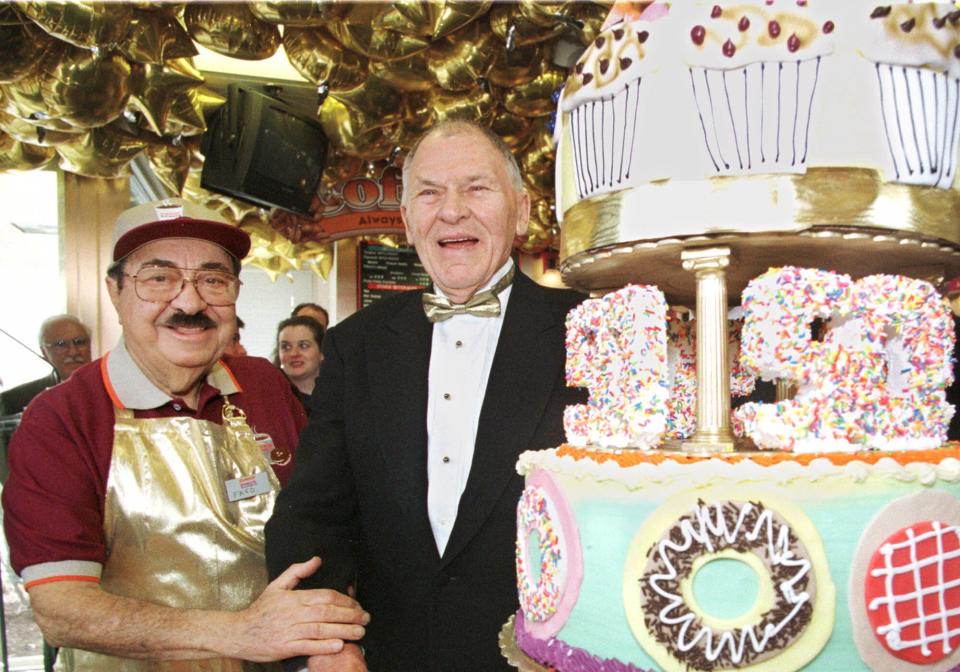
[163,313,217,330]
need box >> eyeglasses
[44,337,90,351]
[125,266,242,306]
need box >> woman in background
[275,315,324,413]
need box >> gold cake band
[560,168,960,260]
[558,168,960,302]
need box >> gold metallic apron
[57,399,282,672]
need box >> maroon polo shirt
[2,341,306,588]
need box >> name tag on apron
[224,471,272,502]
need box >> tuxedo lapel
[442,272,566,564]
[366,292,437,558]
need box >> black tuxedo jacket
[266,270,586,671]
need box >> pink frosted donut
[515,469,583,639]
[564,284,669,449]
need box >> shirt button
[442,456,450,463]
[443,393,451,400]
[173,403,182,411]
[455,340,463,348]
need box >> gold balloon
[55,122,148,178]
[40,45,132,129]
[520,118,555,196]
[0,19,59,84]
[20,1,133,49]
[146,139,190,194]
[503,66,566,118]
[0,67,80,132]
[429,1,494,39]
[0,132,55,172]
[428,86,496,125]
[517,1,569,28]
[249,1,339,27]
[330,3,430,61]
[489,110,532,151]
[318,94,394,159]
[301,240,334,279]
[321,152,365,186]
[375,1,434,37]
[0,109,80,145]
[328,75,402,129]
[283,27,368,90]
[378,1,492,40]
[382,93,432,147]
[127,58,204,136]
[569,2,615,47]
[161,86,208,137]
[369,53,433,93]
[120,9,198,64]
[427,21,496,92]
[487,42,542,88]
[489,4,565,47]
[518,198,555,254]
[184,3,279,60]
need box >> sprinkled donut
[515,469,583,639]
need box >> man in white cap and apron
[2,198,369,671]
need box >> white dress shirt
[426,260,514,555]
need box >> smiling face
[40,318,91,380]
[107,238,237,399]
[400,125,530,304]
[278,325,322,391]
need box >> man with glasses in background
[2,198,368,671]
[0,314,91,416]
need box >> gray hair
[400,120,525,207]
[38,314,91,348]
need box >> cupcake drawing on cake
[555,11,663,203]
[860,4,960,189]
[685,1,837,175]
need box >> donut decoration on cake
[860,4,960,188]
[556,8,665,202]
[850,491,960,671]
[685,1,837,175]
[624,491,835,671]
[865,521,960,664]
[564,284,670,449]
[734,266,955,452]
[515,469,583,639]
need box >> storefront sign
[315,165,405,241]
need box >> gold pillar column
[775,379,796,402]
[681,246,736,453]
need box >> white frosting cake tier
[555,1,960,226]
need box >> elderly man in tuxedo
[266,120,586,671]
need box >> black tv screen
[201,84,327,216]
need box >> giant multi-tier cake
[503,2,960,671]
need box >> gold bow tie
[422,266,515,323]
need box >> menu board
[358,241,431,308]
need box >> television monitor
[201,83,327,216]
